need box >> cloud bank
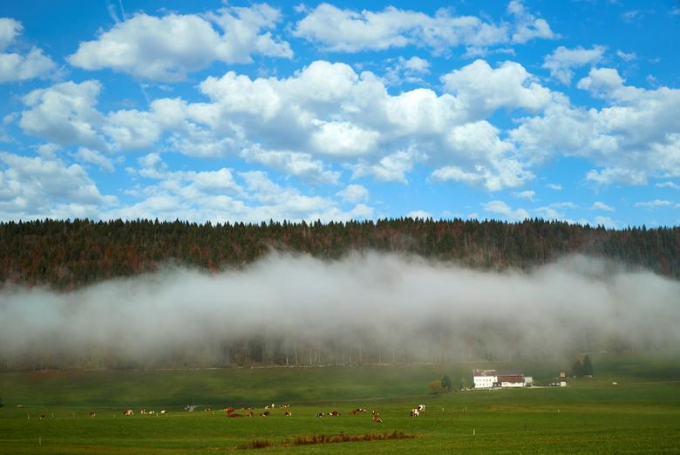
[1,253,678,369]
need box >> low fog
[1,253,679,369]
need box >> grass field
[1,354,679,453]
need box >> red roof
[497,374,524,383]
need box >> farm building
[472,369,497,388]
[496,374,525,388]
[473,370,531,388]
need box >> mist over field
[1,253,679,369]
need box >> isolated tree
[583,354,593,376]
[429,379,444,394]
[441,375,452,391]
[572,359,585,377]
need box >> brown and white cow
[410,404,426,417]
[124,409,134,416]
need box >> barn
[495,374,525,388]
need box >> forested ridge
[2,218,679,289]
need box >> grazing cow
[149,410,156,415]
[260,411,270,417]
[40,414,46,419]
[205,407,212,412]
[140,408,148,415]
[315,412,325,417]
[372,411,383,423]
[225,407,234,414]
[89,411,96,418]
[227,413,244,417]
[245,411,253,417]
[284,411,292,417]
[160,410,167,415]
[329,410,341,416]
[349,407,366,415]
[124,409,134,416]
[410,404,426,417]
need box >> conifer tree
[583,354,593,376]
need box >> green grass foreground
[1,355,679,454]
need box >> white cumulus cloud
[634,200,672,208]
[592,201,615,212]
[543,45,605,84]
[0,17,56,83]
[337,184,369,203]
[482,200,529,221]
[510,68,680,186]
[294,2,554,55]
[0,152,117,220]
[68,4,292,81]
[20,80,107,150]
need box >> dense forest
[1,218,679,290]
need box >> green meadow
[1,354,679,454]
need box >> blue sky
[0,0,679,227]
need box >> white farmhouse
[473,369,497,388]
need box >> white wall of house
[473,375,497,388]
[500,381,525,388]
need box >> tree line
[1,218,679,289]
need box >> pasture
[1,354,679,453]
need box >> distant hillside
[1,218,679,289]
